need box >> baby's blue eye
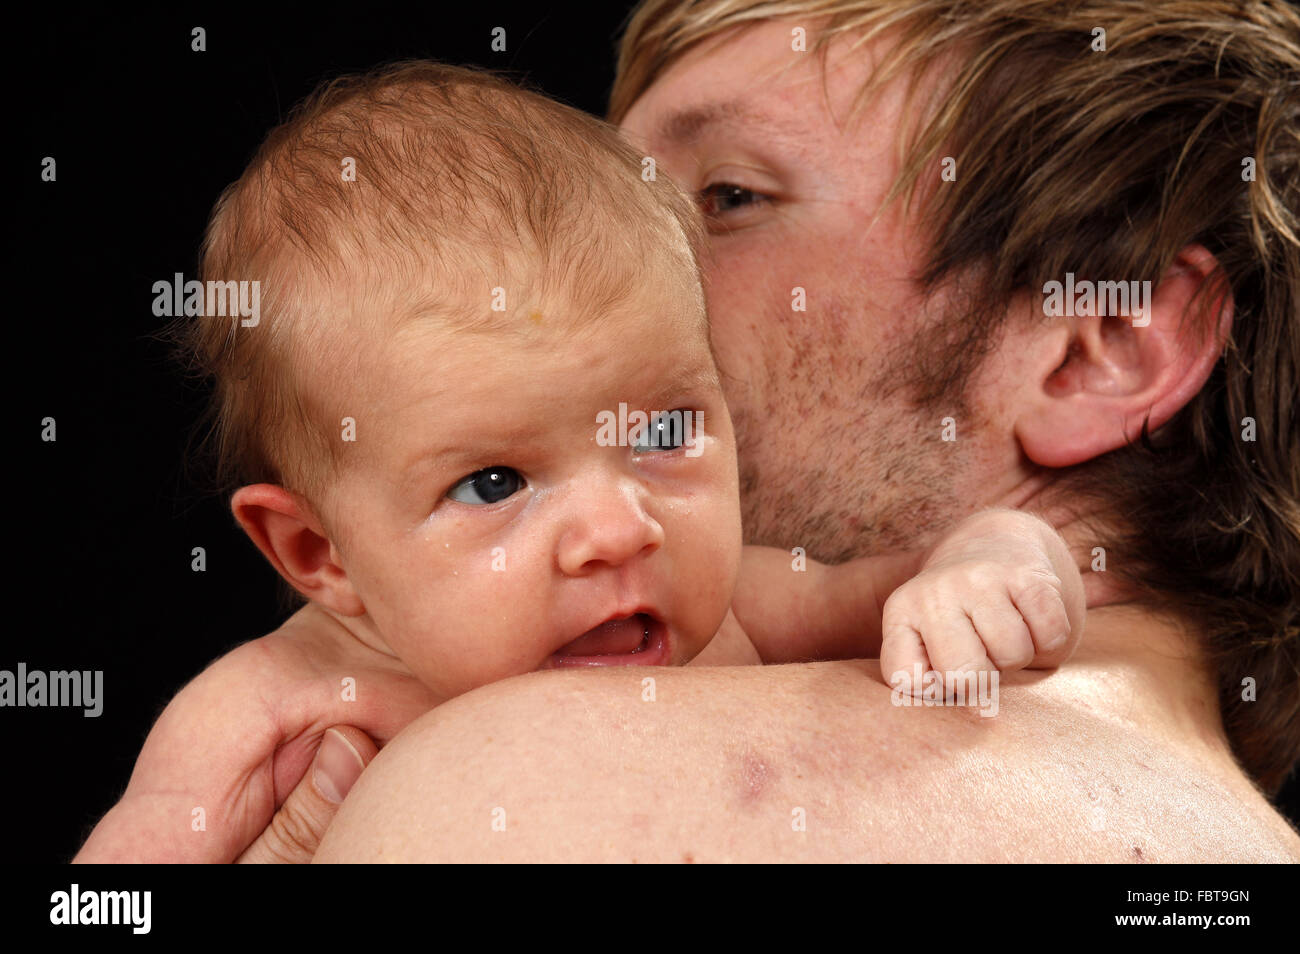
[633,411,688,454]
[447,467,523,505]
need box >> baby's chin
[539,613,676,669]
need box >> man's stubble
[723,292,988,565]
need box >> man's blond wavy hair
[611,0,1300,794]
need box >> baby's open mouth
[547,613,670,667]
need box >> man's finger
[236,726,376,864]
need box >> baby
[76,62,1083,862]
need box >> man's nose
[556,480,665,577]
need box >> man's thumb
[236,726,376,864]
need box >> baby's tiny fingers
[880,612,931,696]
[969,602,1035,671]
[919,611,997,695]
[1008,572,1072,656]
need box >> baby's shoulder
[162,606,337,725]
[126,609,334,790]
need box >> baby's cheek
[427,617,553,698]
[679,511,744,660]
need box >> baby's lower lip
[546,616,671,668]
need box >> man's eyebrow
[656,100,802,146]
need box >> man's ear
[1012,244,1233,468]
[230,484,365,616]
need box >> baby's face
[317,265,742,701]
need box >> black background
[13,1,1299,864]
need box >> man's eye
[447,467,524,505]
[698,182,768,219]
[633,411,689,454]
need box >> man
[251,0,1300,861]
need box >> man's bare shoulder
[316,660,1300,862]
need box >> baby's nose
[556,482,665,576]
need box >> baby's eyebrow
[643,365,722,410]
[394,364,720,483]
[399,436,521,480]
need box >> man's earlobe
[230,484,365,616]
[1014,244,1232,468]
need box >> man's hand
[879,509,1085,695]
[236,725,376,863]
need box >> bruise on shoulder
[732,746,777,809]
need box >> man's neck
[997,470,1151,608]
[994,473,1234,757]
[1061,603,1236,761]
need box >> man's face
[621,21,1015,561]
[315,259,742,702]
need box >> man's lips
[547,613,670,667]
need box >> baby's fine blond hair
[183,60,705,502]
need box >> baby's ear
[230,484,365,616]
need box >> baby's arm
[727,546,924,664]
[75,639,307,863]
[730,509,1085,679]
[74,609,435,863]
